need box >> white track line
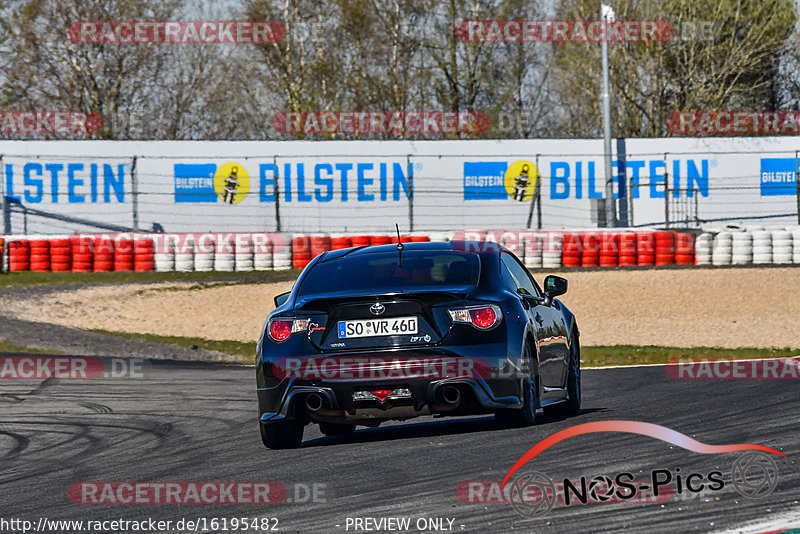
[583,355,800,371]
[709,508,800,534]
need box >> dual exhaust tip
[305,386,461,412]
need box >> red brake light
[269,320,292,341]
[470,307,497,329]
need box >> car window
[298,250,480,296]
[500,253,540,296]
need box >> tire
[495,344,538,427]
[319,422,356,436]
[545,331,581,417]
[259,420,304,450]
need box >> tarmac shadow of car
[300,408,607,448]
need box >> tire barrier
[5,228,800,273]
[8,240,30,272]
[50,238,72,272]
[94,237,114,272]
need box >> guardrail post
[0,154,6,234]
[664,152,670,228]
[131,156,139,231]
[407,154,414,232]
[274,155,281,232]
[795,151,799,225]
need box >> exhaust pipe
[305,393,324,412]
[440,385,461,405]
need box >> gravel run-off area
[2,267,800,349]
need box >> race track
[0,357,797,534]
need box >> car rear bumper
[258,375,523,425]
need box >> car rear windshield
[298,250,480,296]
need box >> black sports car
[256,240,581,449]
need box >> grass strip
[0,269,299,289]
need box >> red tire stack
[654,231,676,266]
[71,237,94,272]
[674,232,696,265]
[29,240,51,272]
[409,235,430,242]
[133,238,155,272]
[350,235,370,247]
[399,235,413,243]
[561,233,582,268]
[330,236,352,250]
[370,235,392,246]
[599,233,619,267]
[310,235,331,258]
[49,239,72,272]
[636,232,656,266]
[580,233,600,267]
[93,237,114,272]
[618,232,638,267]
[291,236,311,269]
[8,240,30,271]
[114,238,135,271]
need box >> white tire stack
[731,231,753,265]
[792,228,800,264]
[695,233,713,265]
[273,238,291,270]
[752,230,772,265]
[174,235,195,272]
[771,230,793,264]
[253,235,274,271]
[523,233,543,269]
[235,234,254,271]
[154,238,175,272]
[214,235,235,272]
[428,232,451,242]
[542,232,563,269]
[193,234,215,272]
[711,231,733,265]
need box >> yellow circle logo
[504,160,538,202]
[214,162,250,204]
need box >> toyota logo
[370,303,385,316]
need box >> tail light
[268,319,309,342]
[449,305,502,330]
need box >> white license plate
[337,317,418,338]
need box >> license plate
[337,317,418,339]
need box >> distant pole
[601,3,616,227]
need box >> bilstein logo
[370,302,385,316]
[498,421,785,519]
[214,162,250,204]
[504,160,538,202]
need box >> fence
[1,138,799,235]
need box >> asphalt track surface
[0,358,797,534]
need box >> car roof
[319,240,508,262]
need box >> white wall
[1,137,797,234]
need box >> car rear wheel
[260,419,304,449]
[544,331,581,417]
[319,422,356,436]
[495,344,538,427]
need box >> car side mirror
[274,292,291,308]
[543,275,567,300]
